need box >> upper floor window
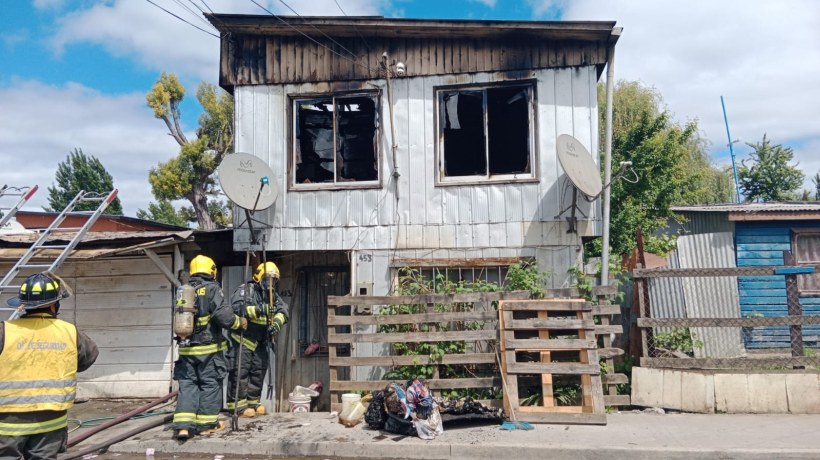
[292,92,380,188]
[436,82,536,184]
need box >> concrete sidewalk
[91,411,820,460]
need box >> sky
[1,0,819,216]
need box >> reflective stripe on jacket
[178,340,229,356]
[0,314,78,413]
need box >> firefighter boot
[241,407,256,418]
[175,429,190,440]
[255,405,267,416]
[199,420,226,435]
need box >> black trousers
[172,351,227,432]
[0,428,67,460]
[226,340,269,409]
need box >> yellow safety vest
[0,314,78,413]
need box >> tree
[136,200,189,227]
[595,81,733,255]
[812,172,820,201]
[146,73,233,229]
[46,148,123,215]
[737,134,804,202]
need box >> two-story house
[207,14,620,410]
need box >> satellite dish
[218,153,278,211]
[556,134,602,200]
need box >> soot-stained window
[438,82,535,182]
[293,92,379,187]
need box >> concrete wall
[632,367,820,414]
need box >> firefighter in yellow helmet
[225,261,288,417]
[0,272,98,459]
[172,255,247,439]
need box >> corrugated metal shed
[676,232,744,358]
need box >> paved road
[61,410,820,460]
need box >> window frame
[288,90,383,191]
[434,80,539,186]
[791,228,820,296]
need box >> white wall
[233,66,602,253]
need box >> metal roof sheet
[672,202,820,213]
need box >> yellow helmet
[190,255,217,278]
[253,261,280,283]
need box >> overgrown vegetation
[654,328,702,356]
[379,263,550,398]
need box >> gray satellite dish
[556,134,602,200]
[218,152,277,211]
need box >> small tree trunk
[189,187,215,230]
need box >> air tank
[174,284,196,344]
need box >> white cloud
[49,0,390,83]
[470,0,498,7]
[0,79,180,215]
[535,0,820,195]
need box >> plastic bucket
[288,392,311,413]
[341,393,361,413]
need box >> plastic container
[338,401,366,427]
[341,393,361,413]
[293,385,320,398]
[288,392,311,413]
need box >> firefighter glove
[239,317,248,331]
[268,312,286,337]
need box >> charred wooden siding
[220,35,609,86]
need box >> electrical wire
[247,0,381,76]
[171,0,215,29]
[145,0,219,38]
[275,0,359,59]
[333,0,372,52]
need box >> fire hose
[59,414,173,460]
[66,390,178,448]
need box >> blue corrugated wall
[736,222,820,349]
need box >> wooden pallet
[499,299,606,425]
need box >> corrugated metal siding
[234,66,601,254]
[736,221,820,348]
[647,249,686,334]
[673,211,735,235]
[676,233,744,358]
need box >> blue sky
[2,0,819,215]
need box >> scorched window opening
[293,92,380,187]
[437,82,535,183]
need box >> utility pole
[721,96,742,203]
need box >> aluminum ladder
[1,189,119,320]
[0,184,39,230]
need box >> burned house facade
[208,15,619,409]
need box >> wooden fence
[326,286,630,412]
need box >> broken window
[437,82,535,182]
[293,92,379,186]
[793,230,820,295]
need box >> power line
[171,0,216,30]
[333,0,371,52]
[247,0,380,76]
[275,0,359,59]
[145,0,219,38]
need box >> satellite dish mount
[555,134,636,233]
[218,152,278,250]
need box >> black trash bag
[383,412,416,436]
[364,390,387,429]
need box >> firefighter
[0,272,99,460]
[173,255,247,439]
[226,261,288,417]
